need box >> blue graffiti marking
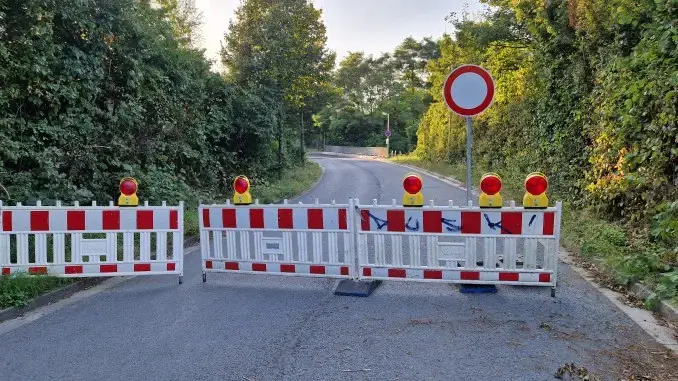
[405,217,420,231]
[483,213,513,234]
[528,214,537,227]
[441,218,462,232]
[367,212,388,230]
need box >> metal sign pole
[466,116,472,204]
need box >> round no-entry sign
[443,65,495,117]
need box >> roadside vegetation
[383,1,678,309]
[0,0,331,306]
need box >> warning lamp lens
[234,177,249,194]
[480,175,502,196]
[119,180,137,196]
[403,175,422,194]
[525,175,548,195]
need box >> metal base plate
[334,279,382,297]
[458,284,498,294]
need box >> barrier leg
[179,275,183,285]
[334,279,381,297]
[333,198,381,297]
[551,288,556,298]
[202,272,207,283]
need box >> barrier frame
[199,199,357,282]
[0,200,184,283]
[353,199,562,295]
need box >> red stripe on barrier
[250,209,264,229]
[539,273,551,283]
[501,212,522,235]
[341,266,349,276]
[102,211,120,230]
[388,268,406,278]
[361,210,370,231]
[362,267,372,277]
[205,260,213,269]
[167,263,176,271]
[387,210,405,232]
[310,265,325,274]
[225,262,239,270]
[136,211,154,230]
[28,266,48,275]
[170,210,178,230]
[461,211,481,234]
[460,271,480,281]
[1,267,10,275]
[308,209,324,229]
[67,211,85,231]
[338,209,348,230]
[1,211,12,232]
[202,209,211,228]
[65,265,83,274]
[278,209,293,229]
[100,264,118,273]
[30,211,49,231]
[499,272,519,282]
[424,270,443,279]
[134,263,151,272]
[423,211,442,233]
[223,209,236,228]
[280,264,296,273]
[252,263,267,272]
[543,212,555,235]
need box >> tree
[156,0,204,48]
[221,0,335,170]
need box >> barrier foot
[179,276,183,285]
[458,284,497,294]
[202,273,207,283]
[551,288,556,298]
[334,279,381,297]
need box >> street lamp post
[382,112,390,157]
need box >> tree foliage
[221,0,335,167]
[0,0,330,204]
[413,0,677,226]
[316,37,439,152]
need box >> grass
[391,154,675,309]
[0,273,73,309]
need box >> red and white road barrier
[0,201,184,281]
[355,199,562,292]
[199,200,355,281]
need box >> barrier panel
[354,199,562,294]
[199,200,356,281]
[0,200,184,282]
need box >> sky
[195,0,485,69]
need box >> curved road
[0,154,672,381]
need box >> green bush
[0,274,72,308]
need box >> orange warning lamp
[523,172,549,208]
[118,177,139,207]
[479,172,503,208]
[233,175,252,205]
[402,173,424,207]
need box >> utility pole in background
[382,112,390,157]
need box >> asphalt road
[0,154,673,381]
